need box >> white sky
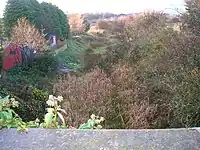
[0,0,185,16]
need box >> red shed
[3,43,22,71]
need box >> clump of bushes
[106,10,200,128]
[0,80,49,122]
[52,8,200,129]
[81,48,102,71]
[53,64,158,129]
[15,88,48,122]
[54,67,112,127]
[7,53,58,89]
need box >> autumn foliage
[68,13,90,32]
[11,18,45,51]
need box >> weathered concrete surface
[1,128,200,150]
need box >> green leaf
[88,120,94,127]
[0,99,3,111]
[44,113,54,127]
[0,111,9,121]
[2,95,10,101]
[6,123,13,129]
[78,122,91,129]
[5,108,14,119]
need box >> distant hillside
[83,12,137,25]
[83,12,181,24]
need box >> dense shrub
[81,48,102,71]
[7,53,58,89]
[53,67,113,127]
[0,79,48,122]
[84,11,200,128]
[15,88,48,122]
[54,11,200,128]
[164,34,200,127]
[53,64,159,129]
[117,12,200,128]
[108,64,158,129]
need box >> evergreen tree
[3,0,70,39]
[3,0,40,37]
[57,8,70,39]
[0,18,4,49]
[0,18,4,37]
[40,2,69,39]
[83,18,90,32]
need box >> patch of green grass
[56,39,89,70]
[56,33,108,70]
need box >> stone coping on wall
[1,128,200,150]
